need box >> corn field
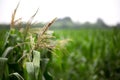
[0,2,120,80]
[52,28,120,80]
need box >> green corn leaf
[3,31,10,49]
[0,30,10,55]
[33,50,40,80]
[0,58,9,80]
[9,72,24,80]
[33,50,40,67]
[25,62,35,80]
[37,70,44,80]
[41,58,49,73]
[2,47,14,58]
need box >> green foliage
[0,22,120,80]
[49,28,120,80]
[0,16,57,80]
[0,30,10,56]
[0,2,58,80]
[9,73,24,80]
[0,58,9,80]
[24,50,41,80]
[0,2,120,80]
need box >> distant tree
[52,17,74,29]
[82,22,91,27]
[63,17,73,23]
[116,23,120,28]
[0,24,10,29]
[96,18,108,27]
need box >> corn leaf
[25,62,35,80]
[33,50,40,80]
[0,58,9,80]
[2,47,14,58]
[9,72,24,80]
[0,31,10,55]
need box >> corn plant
[0,2,58,80]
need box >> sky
[0,0,120,25]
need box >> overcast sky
[0,0,120,25]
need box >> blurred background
[0,0,120,80]
[0,0,120,25]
